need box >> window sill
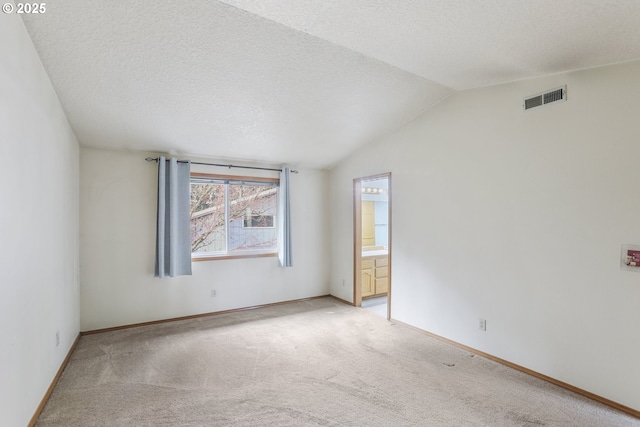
[192,252,278,262]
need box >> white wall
[330,60,640,411]
[80,147,329,331]
[0,13,80,427]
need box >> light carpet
[36,297,639,426]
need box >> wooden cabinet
[361,258,375,297]
[374,256,389,295]
[361,201,375,247]
[362,253,388,298]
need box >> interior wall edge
[80,295,332,335]
[392,319,640,419]
[27,334,81,427]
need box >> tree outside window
[190,176,278,256]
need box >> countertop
[362,250,388,257]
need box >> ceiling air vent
[523,85,566,111]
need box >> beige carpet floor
[36,297,639,426]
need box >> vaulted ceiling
[21,1,640,169]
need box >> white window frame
[190,173,279,261]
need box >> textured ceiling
[221,0,640,90]
[20,1,640,169]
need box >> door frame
[353,172,392,320]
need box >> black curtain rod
[145,157,298,173]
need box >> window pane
[190,182,226,253]
[228,184,277,252]
[243,215,274,228]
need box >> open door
[354,173,391,320]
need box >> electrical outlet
[55,331,60,347]
[342,279,345,287]
[211,289,216,297]
[479,319,486,331]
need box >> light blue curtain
[278,167,293,267]
[154,156,192,277]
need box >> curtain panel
[154,156,192,277]
[278,167,293,267]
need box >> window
[190,173,278,259]
[243,214,274,228]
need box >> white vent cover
[523,86,567,111]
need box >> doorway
[354,173,391,320]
